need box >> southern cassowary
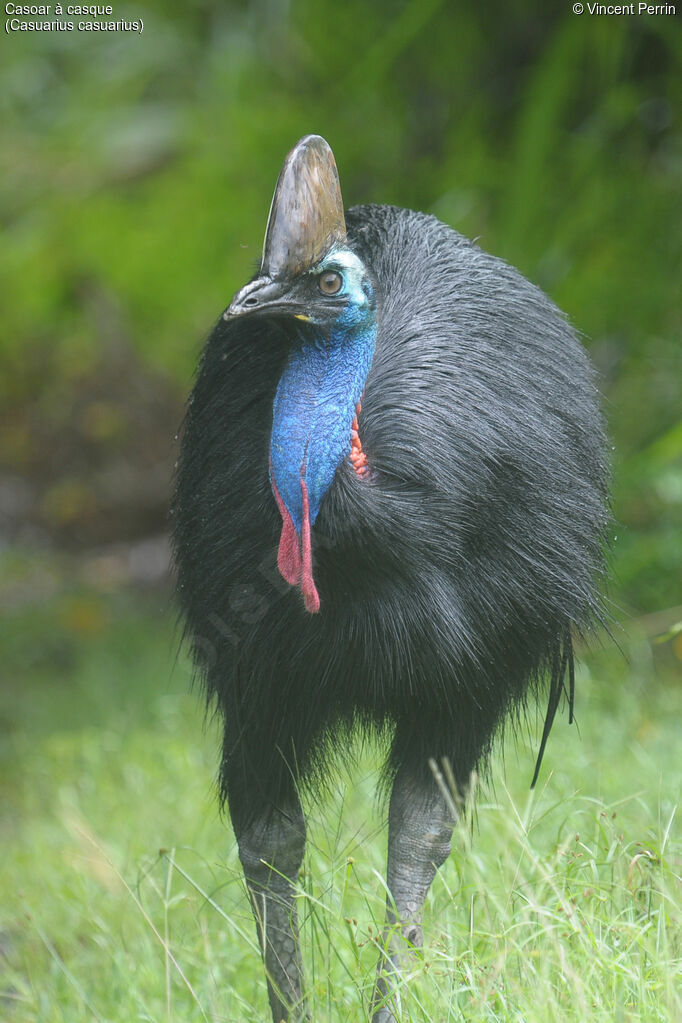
[172,135,608,1022]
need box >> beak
[224,275,311,321]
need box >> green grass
[1,576,680,1022]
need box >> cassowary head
[224,135,377,613]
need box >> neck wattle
[269,321,376,613]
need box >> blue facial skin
[269,249,377,535]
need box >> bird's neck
[269,319,377,612]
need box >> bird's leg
[235,800,309,1022]
[371,765,456,1023]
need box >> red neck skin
[269,402,368,614]
[271,473,320,614]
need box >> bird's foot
[370,922,423,1023]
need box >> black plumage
[174,204,607,820]
[172,138,608,1022]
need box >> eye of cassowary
[172,134,609,1023]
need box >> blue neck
[270,320,377,534]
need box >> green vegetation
[1,581,680,1021]
[1,2,681,609]
[1,3,680,1020]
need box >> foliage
[2,11,679,1019]
[1,1,681,611]
[1,585,680,1021]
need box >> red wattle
[271,477,301,585]
[270,457,320,613]
[300,478,320,614]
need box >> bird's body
[173,139,608,1022]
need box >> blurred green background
[1,4,681,1019]
[1,1,680,612]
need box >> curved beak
[224,275,311,322]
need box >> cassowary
[172,135,608,1022]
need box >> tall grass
[1,591,679,1021]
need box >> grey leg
[371,765,456,1023]
[236,800,309,1022]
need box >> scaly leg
[235,800,309,1022]
[371,764,456,1023]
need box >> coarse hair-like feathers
[172,204,609,828]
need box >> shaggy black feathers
[172,205,608,827]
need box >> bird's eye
[318,271,343,295]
